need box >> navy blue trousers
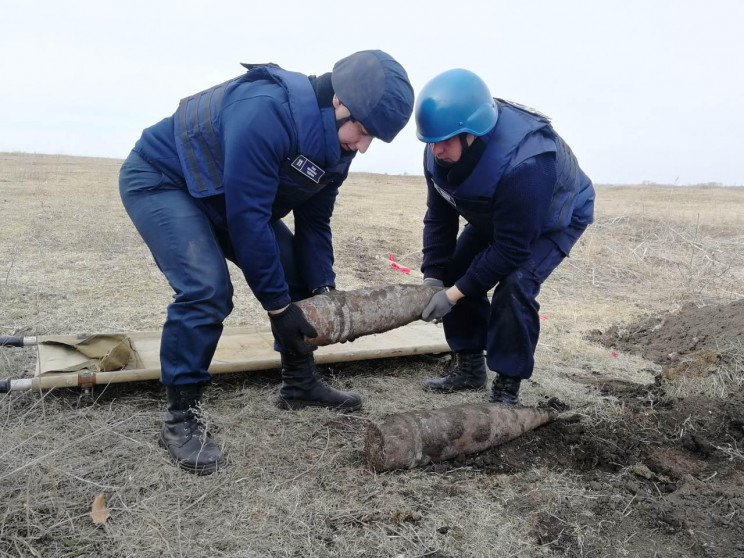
[441,223,584,380]
[119,151,307,386]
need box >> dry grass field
[1,152,743,557]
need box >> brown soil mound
[589,299,744,365]
[431,384,744,557]
[421,301,744,556]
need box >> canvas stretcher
[0,321,449,393]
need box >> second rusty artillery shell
[295,284,441,346]
[364,403,554,471]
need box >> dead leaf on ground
[89,493,111,524]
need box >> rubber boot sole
[275,397,362,412]
[158,434,227,475]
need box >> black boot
[489,373,521,405]
[159,383,226,475]
[276,353,362,411]
[423,350,488,392]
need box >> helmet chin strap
[458,133,470,153]
[335,116,354,131]
[336,115,361,153]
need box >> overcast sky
[1,0,742,185]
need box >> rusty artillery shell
[364,403,554,471]
[295,284,441,346]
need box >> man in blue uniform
[119,50,413,474]
[415,69,594,405]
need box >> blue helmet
[415,69,498,143]
[332,50,414,143]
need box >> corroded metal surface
[364,403,554,471]
[296,284,441,346]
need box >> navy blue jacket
[134,66,355,311]
[422,100,595,297]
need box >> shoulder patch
[291,155,326,184]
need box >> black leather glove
[422,289,455,322]
[268,303,318,355]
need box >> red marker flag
[389,253,410,274]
